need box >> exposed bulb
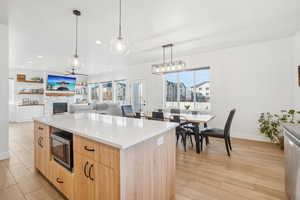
[110,37,129,55]
[71,55,80,68]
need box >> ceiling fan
[65,9,88,77]
[65,66,88,76]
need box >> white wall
[89,37,294,141]
[292,31,300,109]
[0,24,9,160]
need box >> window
[102,82,113,101]
[115,80,127,104]
[88,83,100,102]
[164,67,211,112]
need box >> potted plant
[258,109,300,149]
[184,105,190,110]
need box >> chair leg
[182,134,187,152]
[228,137,232,150]
[201,136,204,151]
[189,135,193,148]
[225,138,230,156]
[176,134,179,145]
[205,136,209,145]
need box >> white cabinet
[16,105,44,122]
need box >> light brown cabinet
[49,161,74,200]
[34,121,176,200]
[73,153,96,200]
[74,136,120,200]
[34,122,49,177]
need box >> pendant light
[152,44,186,74]
[71,10,81,68]
[110,0,129,55]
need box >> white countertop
[34,113,178,149]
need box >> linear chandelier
[152,44,186,75]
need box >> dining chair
[151,111,164,121]
[170,108,180,114]
[121,105,136,117]
[200,109,236,156]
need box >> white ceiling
[2,0,300,74]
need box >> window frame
[163,67,210,110]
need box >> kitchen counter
[282,123,300,141]
[34,112,178,149]
[34,113,177,200]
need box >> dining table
[144,112,215,153]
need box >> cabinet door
[95,164,118,200]
[74,153,96,200]
[34,123,49,176]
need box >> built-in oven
[51,130,73,171]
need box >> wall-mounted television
[46,75,76,92]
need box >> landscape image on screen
[46,75,76,92]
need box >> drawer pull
[89,164,94,181]
[84,161,89,178]
[56,177,64,184]
[38,127,43,130]
[84,146,95,152]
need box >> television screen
[46,75,76,92]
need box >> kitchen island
[34,113,177,200]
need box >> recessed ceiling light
[96,40,102,45]
[37,55,43,59]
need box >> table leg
[195,133,201,154]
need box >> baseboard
[0,151,10,160]
[230,132,270,142]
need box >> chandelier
[151,44,186,74]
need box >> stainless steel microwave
[51,131,73,171]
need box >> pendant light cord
[75,14,78,57]
[170,45,173,64]
[118,0,122,38]
[163,46,165,65]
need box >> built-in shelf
[17,80,43,84]
[18,104,45,107]
[18,92,44,95]
[45,93,75,97]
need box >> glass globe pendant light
[110,0,129,55]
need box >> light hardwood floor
[0,122,286,200]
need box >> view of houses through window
[88,80,127,103]
[165,67,211,111]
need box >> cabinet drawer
[35,122,49,135]
[50,161,73,200]
[74,136,99,160]
[74,136,120,169]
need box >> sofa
[69,103,122,116]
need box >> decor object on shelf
[258,109,300,149]
[17,74,43,83]
[110,0,129,55]
[151,43,186,75]
[17,74,26,81]
[65,10,88,76]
